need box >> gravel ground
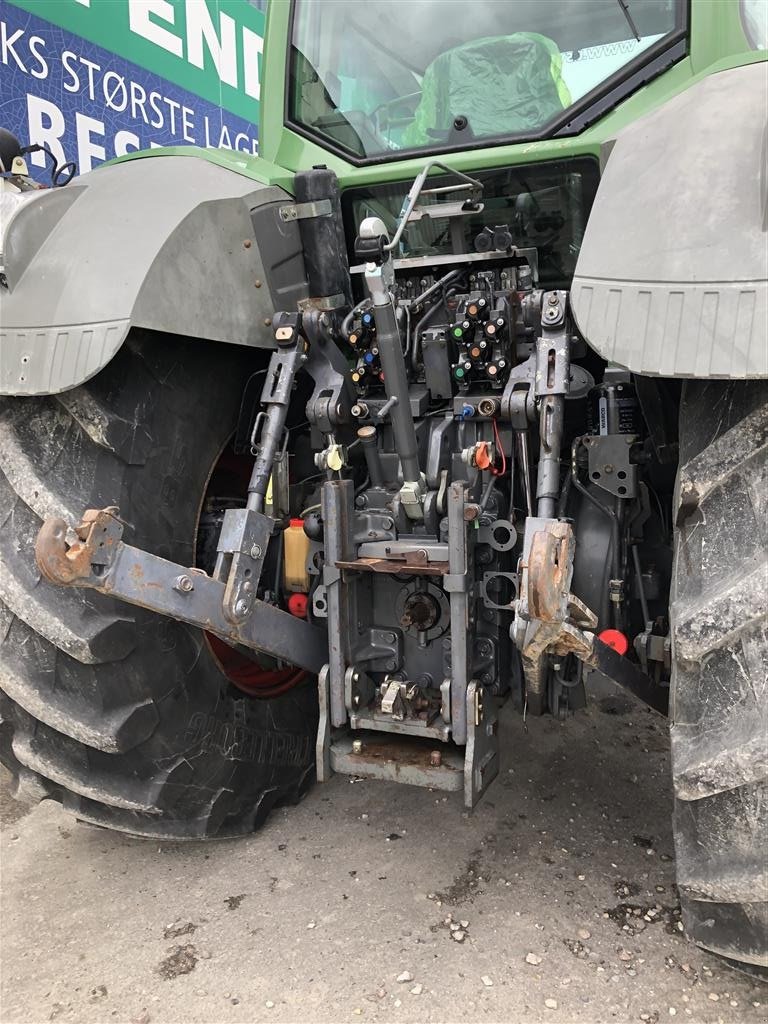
[1,681,765,1024]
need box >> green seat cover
[403,32,570,147]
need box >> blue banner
[0,1,260,183]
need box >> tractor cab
[287,0,683,160]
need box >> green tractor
[1,0,765,973]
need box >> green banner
[8,0,265,123]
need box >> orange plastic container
[283,519,310,593]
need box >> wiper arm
[616,0,641,42]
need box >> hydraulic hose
[342,298,371,340]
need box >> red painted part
[474,441,493,471]
[200,446,308,697]
[598,628,629,656]
[287,592,308,618]
[207,632,307,698]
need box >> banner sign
[0,0,264,181]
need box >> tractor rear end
[0,0,765,974]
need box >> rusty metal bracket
[514,518,586,644]
[36,507,122,585]
[335,556,449,577]
[34,507,328,674]
[527,524,576,621]
[512,517,667,716]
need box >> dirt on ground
[1,681,765,1024]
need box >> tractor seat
[402,32,571,148]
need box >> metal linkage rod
[370,294,421,485]
[248,317,306,512]
[35,509,328,673]
[533,291,570,519]
[536,395,565,519]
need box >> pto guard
[0,154,306,396]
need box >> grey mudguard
[571,62,767,379]
[0,155,307,395]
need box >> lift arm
[35,508,328,675]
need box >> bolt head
[173,574,193,593]
[250,543,262,559]
[352,739,363,755]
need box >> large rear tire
[0,332,318,839]
[671,380,767,969]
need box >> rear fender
[571,62,767,379]
[0,155,308,396]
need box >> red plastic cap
[290,518,305,528]
[287,592,308,618]
[475,441,493,471]
[598,628,629,656]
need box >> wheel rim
[195,441,307,698]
